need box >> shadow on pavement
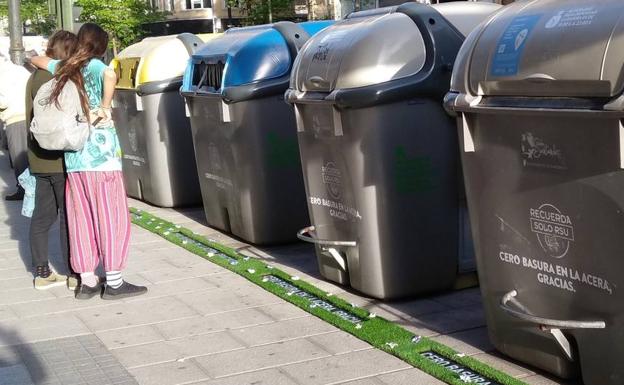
[0,326,47,385]
[0,151,69,277]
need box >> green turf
[129,207,527,385]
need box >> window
[185,0,211,9]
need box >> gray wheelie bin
[286,2,500,299]
[181,21,332,245]
[111,33,211,207]
[445,0,624,383]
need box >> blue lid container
[181,21,333,102]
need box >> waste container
[286,2,500,299]
[445,0,624,383]
[181,21,333,244]
[111,33,216,207]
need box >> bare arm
[101,68,116,109]
[95,68,117,123]
[29,56,52,71]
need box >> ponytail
[48,23,109,118]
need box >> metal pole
[268,0,272,23]
[60,0,74,31]
[227,5,233,30]
[7,0,25,64]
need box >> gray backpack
[30,78,91,151]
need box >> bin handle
[522,73,556,82]
[297,226,357,247]
[500,290,606,330]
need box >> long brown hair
[49,23,109,117]
[45,30,78,60]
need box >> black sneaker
[101,281,147,300]
[75,284,102,300]
[5,187,24,201]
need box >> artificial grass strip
[129,207,526,385]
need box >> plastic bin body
[182,21,333,245]
[288,2,500,299]
[445,0,624,383]
[113,88,197,207]
[111,33,215,207]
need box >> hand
[95,107,112,124]
[88,108,110,127]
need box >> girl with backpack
[26,30,79,290]
[31,23,147,300]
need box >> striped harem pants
[65,171,131,273]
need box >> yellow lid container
[111,33,220,90]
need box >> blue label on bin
[490,14,542,77]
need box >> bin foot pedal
[542,327,574,361]
[324,247,347,271]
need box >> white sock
[80,272,98,287]
[106,271,123,289]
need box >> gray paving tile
[411,305,486,334]
[431,327,494,355]
[77,297,199,332]
[122,277,218,302]
[336,378,384,385]
[96,325,164,350]
[376,298,451,319]
[0,364,34,385]
[281,349,410,385]
[0,305,17,321]
[306,331,372,355]
[0,345,20,363]
[232,316,335,347]
[471,352,536,378]
[177,287,281,316]
[0,288,56,306]
[202,272,261,291]
[128,360,208,385]
[9,296,114,318]
[378,368,447,385]
[112,330,244,368]
[191,368,298,385]
[430,288,483,309]
[195,338,330,378]
[9,336,137,385]
[256,302,311,321]
[140,261,223,284]
[154,307,274,340]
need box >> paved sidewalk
[0,149,575,385]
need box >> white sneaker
[67,275,79,291]
[34,272,68,290]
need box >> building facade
[149,0,244,33]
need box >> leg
[6,121,28,178]
[95,171,131,272]
[30,175,57,270]
[5,121,28,199]
[50,173,71,274]
[29,174,67,290]
[95,171,146,300]
[65,172,100,275]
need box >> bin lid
[292,2,500,93]
[465,0,624,98]
[111,33,208,90]
[185,21,333,92]
[431,2,501,38]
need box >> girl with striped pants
[32,24,147,300]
